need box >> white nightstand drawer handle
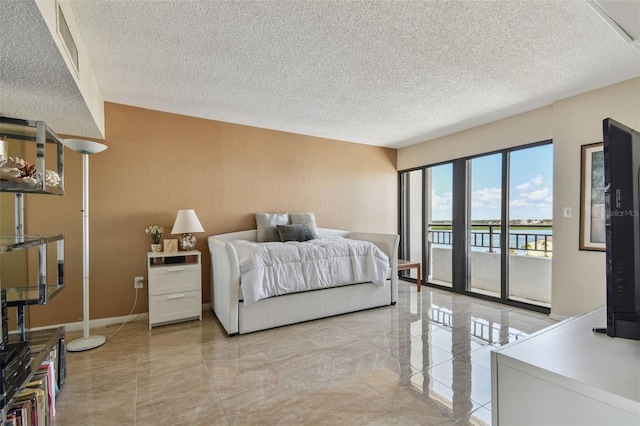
[167,294,185,300]
[166,267,185,272]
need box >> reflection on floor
[55,282,557,425]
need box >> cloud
[528,187,549,200]
[511,173,552,219]
[431,191,453,220]
[474,187,501,202]
[516,174,544,191]
[431,191,452,212]
[430,177,552,220]
[470,188,502,219]
[510,186,553,219]
[510,199,528,207]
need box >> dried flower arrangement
[145,225,164,244]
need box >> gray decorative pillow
[277,224,315,242]
[289,212,319,239]
[255,213,290,242]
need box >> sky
[430,144,553,221]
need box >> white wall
[397,77,640,319]
[551,78,640,319]
[398,106,553,169]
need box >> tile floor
[55,282,556,425]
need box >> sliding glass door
[507,144,553,307]
[468,154,502,298]
[426,164,453,288]
[399,164,453,288]
[400,170,423,282]
[399,140,553,312]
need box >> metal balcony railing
[428,223,553,255]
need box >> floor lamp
[64,139,108,352]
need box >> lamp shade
[171,209,204,234]
[63,139,108,155]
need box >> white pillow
[255,213,290,242]
[289,212,319,239]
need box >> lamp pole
[64,139,108,352]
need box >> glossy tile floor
[55,283,556,425]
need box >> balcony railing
[429,223,553,255]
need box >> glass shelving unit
[1,234,65,305]
[1,327,66,421]
[0,116,66,334]
[0,117,67,422]
[0,116,64,195]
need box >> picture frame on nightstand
[164,239,178,253]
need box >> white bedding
[231,236,390,305]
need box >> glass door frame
[398,140,552,314]
[398,168,425,285]
[398,162,453,289]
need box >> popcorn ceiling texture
[3,1,640,146]
[0,0,102,139]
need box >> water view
[429,221,553,256]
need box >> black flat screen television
[602,118,640,340]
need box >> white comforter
[232,236,391,305]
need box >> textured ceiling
[3,1,640,147]
[0,0,103,139]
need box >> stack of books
[5,360,56,426]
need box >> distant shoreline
[431,220,552,229]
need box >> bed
[207,228,399,335]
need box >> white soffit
[593,0,640,42]
[0,0,103,139]
[7,1,640,148]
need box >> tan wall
[397,77,640,319]
[22,102,397,328]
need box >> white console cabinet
[491,306,640,425]
[146,250,202,329]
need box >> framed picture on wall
[580,142,606,251]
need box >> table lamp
[171,209,204,251]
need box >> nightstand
[146,250,202,329]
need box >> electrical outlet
[134,276,144,289]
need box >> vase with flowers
[145,224,164,252]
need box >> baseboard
[27,304,211,333]
[69,313,148,332]
[549,313,569,322]
[24,312,148,333]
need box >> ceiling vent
[56,2,79,74]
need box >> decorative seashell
[0,167,22,180]
[45,170,61,187]
[5,157,25,169]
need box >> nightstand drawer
[148,264,200,296]
[149,291,201,327]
